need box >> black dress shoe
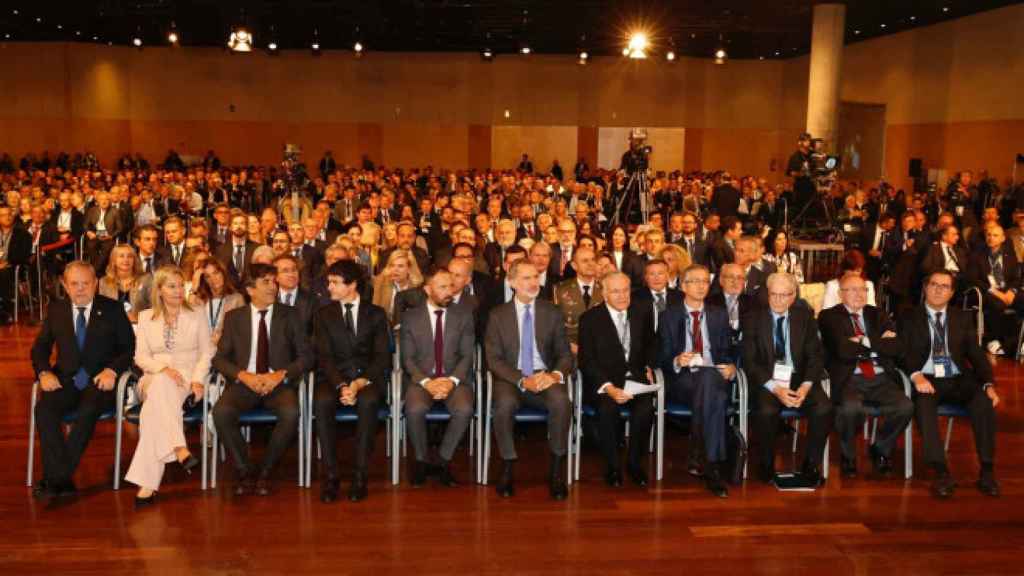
[931,471,957,499]
[496,460,515,498]
[234,470,255,496]
[51,480,78,498]
[134,492,158,508]
[840,457,857,478]
[976,474,1001,497]
[758,464,776,485]
[869,444,893,477]
[705,466,729,498]
[628,465,648,488]
[320,477,340,503]
[177,453,200,476]
[687,457,704,478]
[604,468,623,487]
[255,474,272,497]
[549,456,568,501]
[32,480,56,499]
[410,461,428,487]
[349,472,368,502]
[437,461,458,488]
[800,463,824,488]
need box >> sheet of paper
[624,379,662,396]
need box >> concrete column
[806,3,846,151]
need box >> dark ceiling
[1,1,1020,60]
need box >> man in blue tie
[485,260,574,500]
[30,260,135,499]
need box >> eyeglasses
[927,282,953,291]
[768,291,795,298]
[840,287,868,294]
[721,275,745,281]
[684,279,710,285]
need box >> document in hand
[624,380,662,396]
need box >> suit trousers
[492,379,571,460]
[313,380,383,477]
[914,373,996,470]
[125,372,192,491]
[668,367,731,463]
[34,381,115,484]
[404,383,474,463]
[981,292,1022,352]
[835,373,914,460]
[593,393,654,472]
[212,382,299,477]
[754,383,833,475]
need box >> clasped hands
[161,367,204,399]
[340,378,370,406]
[238,370,287,396]
[422,377,455,401]
[522,372,560,394]
[674,352,736,381]
[39,368,117,392]
[772,381,811,408]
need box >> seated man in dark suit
[214,213,259,288]
[900,270,1001,499]
[706,263,757,357]
[30,260,135,498]
[819,275,912,479]
[579,272,656,488]
[485,260,573,500]
[273,254,316,339]
[313,260,390,502]
[212,263,314,498]
[967,225,1022,356]
[631,258,683,333]
[658,264,737,497]
[0,206,32,322]
[920,225,968,289]
[399,269,476,487]
[742,272,832,486]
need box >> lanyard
[208,298,224,329]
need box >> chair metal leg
[26,381,38,486]
[870,418,879,444]
[944,417,954,453]
[482,373,492,485]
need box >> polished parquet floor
[2,321,1023,575]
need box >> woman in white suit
[126,266,214,506]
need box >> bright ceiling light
[520,45,531,54]
[167,31,178,44]
[666,50,676,61]
[132,37,142,47]
[354,41,363,52]
[626,31,648,59]
[228,27,252,52]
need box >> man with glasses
[900,270,1000,498]
[707,263,756,358]
[659,265,737,497]
[743,272,831,486]
[819,275,913,479]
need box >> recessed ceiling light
[880,23,887,29]
[132,37,142,47]
[666,51,676,61]
[311,42,320,50]
[854,29,861,35]
[520,46,531,54]
[910,16,917,21]
[354,41,363,52]
[268,42,278,51]
[35,17,41,23]
[943,6,949,13]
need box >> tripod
[611,169,650,227]
[791,178,836,232]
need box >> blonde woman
[361,225,382,271]
[98,243,151,322]
[372,249,423,324]
[659,244,693,290]
[188,257,245,344]
[126,266,214,507]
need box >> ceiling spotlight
[268,41,278,51]
[132,37,142,47]
[354,41,363,52]
[520,45,531,55]
[621,47,630,56]
[759,56,765,61]
[228,27,252,52]
[910,15,917,21]
[942,6,949,13]
[880,23,887,29]
[311,42,320,51]
[57,24,63,30]
[167,31,178,44]
[666,50,676,62]
[482,48,493,60]
[854,29,861,35]
[626,31,648,59]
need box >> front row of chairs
[27,355,958,493]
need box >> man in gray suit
[400,269,476,487]
[485,260,573,500]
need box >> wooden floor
[2,322,1024,575]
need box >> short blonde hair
[384,249,423,287]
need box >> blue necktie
[74,306,89,390]
[520,305,534,377]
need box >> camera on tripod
[808,137,840,179]
[624,128,652,173]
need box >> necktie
[344,303,355,336]
[74,307,89,390]
[234,245,245,274]
[685,239,693,255]
[433,310,445,377]
[932,312,946,358]
[560,248,569,275]
[618,311,630,359]
[690,310,703,357]
[774,315,787,364]
[519,305,534,377]
[991,253,1005,287]
[654,292,666,314]
[582,285,591,308]
[144,257,152,274]
[945,246,959,270]
[851,314,876,379]
[727,295,739,326]
[256,310,269,373]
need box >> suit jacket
[31,295,136,384]
[710,238,736,273]
[279,287,317,335]
[134,307,214,387]
[314,300,391,388]
[48,210,84,239]
[84,205,123,240]
[706,291,758,358]
[710,185,741,219]
[214,240,259,286]
[920,242,968,278]
[400,302,475,386]
[631,286,684,329]
[212,303,314,385]
[967,245,1021,292]
[484,299,573,387]
[156,242,190,268]
[1,226,32,266]
[578,302,656,401]
[609,250,645,288]
[741,305,825,394]
[674,237,709,267]
[818,304,904,402]
[657,304,735,388]
[552,277,603,345]
[482,242,509,277]
[898,305,993,385]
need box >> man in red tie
[819,274,913,479]
[399,269,475,487]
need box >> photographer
[787,133,815,210]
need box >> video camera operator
[787,133,815,210]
